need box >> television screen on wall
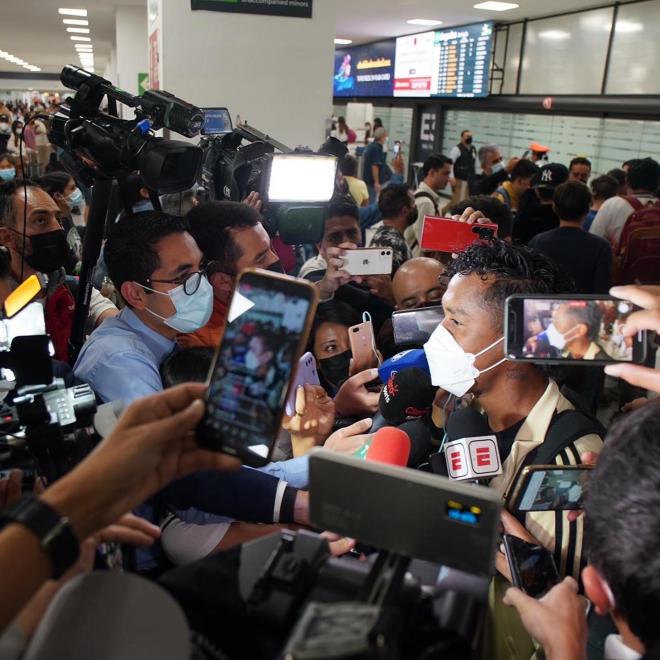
[333,40,396,97]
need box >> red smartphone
[420,216,498,253]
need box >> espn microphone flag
[444,436,502,481]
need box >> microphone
[443,408,502,483]
[364,426,411,467]
[378,367,437,426]
[378,349,429,384]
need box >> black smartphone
[508,464,594,512]
[197,269,318,467]
[503,534,560,598]
[391,305,445,347]
[505,294,647,365]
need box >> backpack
[414,191,439,216]
[453,143,476,181]
[613,196,660,284]
[493,185,512,210]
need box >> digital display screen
[333,40,396,97]
[522,298,636,362]
[268,154,337,203]
[202,107,232,135]
[393,31,436,97]
[446,499,482,526]
[519,469,591,511]
[204,277,312,459]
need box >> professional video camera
[198,108,345,244]
[0,277,99,486]
[238,451,502,659]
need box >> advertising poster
[393,31,435,97]
[333,40,396,97]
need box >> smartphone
[349,312,381,373]
[284,351,321,417]
[342,248,393,276]
[420,217,498,253]
[393,141,401,156]
[503,534,560,598]
[392,305,445,346]
[508,464,594,512]
[197,269,318,467]
[505,294,647,365]
[3,274,45,318]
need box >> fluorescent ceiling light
[407,18,443,26]
[58,8,87,16]
[66,27,90,33]
[616,20,643,33]
[539,29,570,40]
[75,44,93,48]
[334,38,352,45]
[473,2,519,10]
[62,18,88,25]
[70,35,91,41]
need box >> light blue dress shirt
[73,306,175,406]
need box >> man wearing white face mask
[423,240,604,660]
[74,212,213,406]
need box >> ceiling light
[616,20,643,33]
[70,35,91,41]
[407,18,443,26]
[58,8,87,17]
[75,43,93,48]
[62,18,88,25]
[473,2,519,10]
[66,27,90,33]
[539,29,570,40]
[334,38,352,45]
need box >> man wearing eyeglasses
[74,211,213,406]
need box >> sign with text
[191,0,312,18]
[333,40,396,97]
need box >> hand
[450,206,489,226]
[449,177,457,188]
[321,531,356,557]
[0,469,22,510]
[621,397,649,413]
[323,417,373,455]
[496,510,541,581]
[242,191,263,212]
[605,285,660,395]
[391,154,405,175]
[365,275,395,306]
[374,182,382,194]
[318,242,361,300]
[41,383,241,541]
[334,369,380,417]
[282,384,336,457]
[94,513,161,548]
[505,157,521,173]
[503,577,588,660]
[293,490,310,526]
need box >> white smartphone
[342,248,393,276]
[284,351,321,417]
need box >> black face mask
[407,207,419,227]
[265,260,285,274]
[318,350,351,390]
[465,136,473,145]
[24,229,68,274]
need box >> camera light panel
[268,154,337,203]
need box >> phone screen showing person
[515,467,593,511]
[506,295,646,364]
[197,270,316,466]
[504,535,560,598]
[392,305,445,346]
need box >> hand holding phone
[503,534,560,598]
[420,217,498,253]
[342,248,393,277]
[349,312,382,374]
[284,352,321,417]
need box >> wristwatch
[0,495,80,578]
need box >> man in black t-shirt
[529,180,612,294]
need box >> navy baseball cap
[533,163,569,189]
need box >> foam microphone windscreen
[365,426,411,467]
[445,407,491,442]
[378,367,437,426]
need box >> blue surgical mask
[133,199,154,214]
[491,161,505,174]
[0,168,16,182]
[65,187,84,211]
[140,274,214,333]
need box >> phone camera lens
[617,302,631,314]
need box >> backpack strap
[414,191,439,216]
[623,196,645,212]
[494,186,511,209]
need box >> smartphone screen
[506,295,646,364]
[392,305,445,346]
[197,270,317,465]
[393,141,401,156]
[516,467,592,511]
[504,535,560,598]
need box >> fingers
[619,309,660,337]
[453,207,486,225]
[560,576,579,593]
[502,586,529,608]
[604,363,660,394]
[338,242,358,251]
[5,469,22,507]
[142,397,206,447]
[97,525,159,548]
[580,452,599,465]
[610,285,660,310]
[349,368,379,387]
[114,513,161,538]
[329,537,356,557]
[294,385,306,416]
[121,383,207,426]
[337,417,373,438]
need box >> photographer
[0,179,117,362]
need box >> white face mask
[423,323,506,397]
[491,160,505,174]
[545,323,579,351]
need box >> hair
[377,183,411,219]
[104,211,190,295]
[36,171,73,197]
[0,178,38,228]
[590,174,619,202]
[560,301,601,341]
[584,401,660,648]
[478,144,499,166]
[373,118,383,129]
[338,155,358,178]
[325,194,359,222]
[11,120,22,137]
[122,173,150,208]
[510,158,538,182]
[450,195,513,240]
[444,240,574,327]
[422,153,452,178]
[569,156,592,170]
[374,127,387,140]
[337,116,347,133]
[626,157,660,192]
[0,153,16,168]
[310,300,362,352]
[460,129,471,138]
[553,181,592,221]
[160,346,214,388]
[185,200,260,273]
[605,168,626,189]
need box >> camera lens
[617,302,631,314]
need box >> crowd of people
[0,110,657,660]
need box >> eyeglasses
[144,267,208,296]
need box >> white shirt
[590,193,658,249]
[449,145,461,178]
[406,181,442,256]
[604,634,642,660]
